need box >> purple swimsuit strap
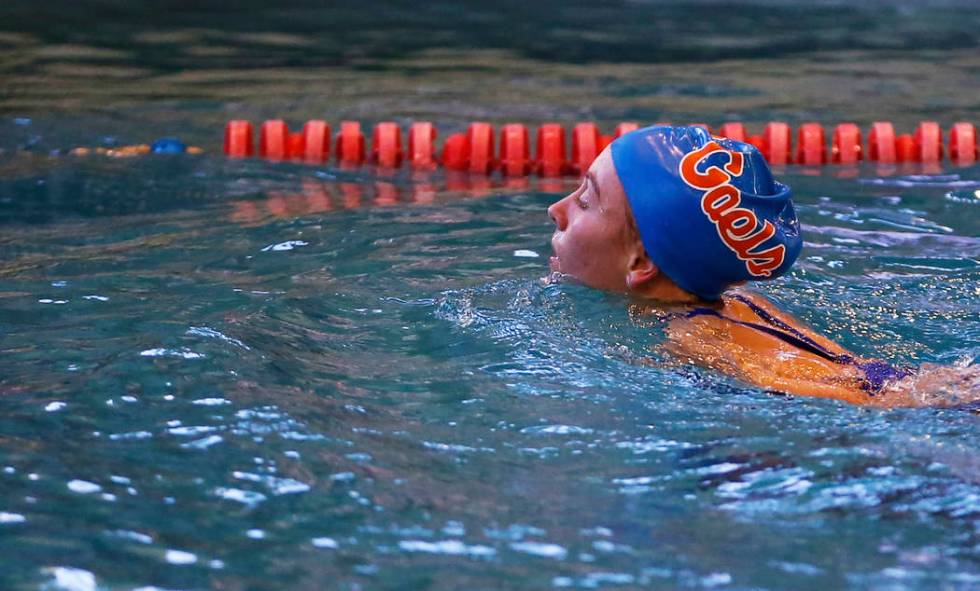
[684,294,910,395]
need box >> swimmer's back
[663,291,877,405]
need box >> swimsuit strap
[727,294,855,364]
[683,294,910,395]
[685,306,853,364]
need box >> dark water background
[1,2,979,590]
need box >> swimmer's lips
[549,256,560,272]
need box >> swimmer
[546,125,979,408]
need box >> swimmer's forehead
[589,147,630,213]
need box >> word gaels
[679,142,786,277]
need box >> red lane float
[571,123,600,174]
[301,120,330,163]
[336,121,365,166]
[287,132,304,160]
[467,122,495,174]
[259,119,289,161]
[227,119,976,173]
[500,123,531,176]
[913,121,942,164]
[598,134,614,153]
[832,123,861,165]
[763,122,792,165]
[796,123,826,166]
[718,122,746,142]
[536,123,567,177]
[441,132,469,171]
[408,122,437,170]
[867,122,896,164]
[224,120,254,158]
[895,134,915,163]
[372,122,403,168]
[949,122,977,165]
[615,122,639,138]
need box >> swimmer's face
[547,148,650,292]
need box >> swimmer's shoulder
[719,289,855,358]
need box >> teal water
[2,2,980,590]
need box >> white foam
[191,397,231,406]
[41,567,96,591]
[312,537,339,549]
[139,348,205,359]
[509,541,568,559]
[399,539,496,558]
[164,549,197,565]
[67,480,101,494]
[213,487,267,506]
[181,435,223,450]
[261,240,308,252]
[521,424,593,436]
[0,512,26,524]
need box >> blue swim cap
[150,138,187,154]
[611,125,802,300]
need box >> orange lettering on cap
[683,141,786,278]
[701,185,740,222]
[680,141,745,191]
[746,244,786,277]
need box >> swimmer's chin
[539,270,566,286]
[541,256,568,285]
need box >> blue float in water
[150,137,187,154]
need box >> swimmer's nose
[548,198,568,231]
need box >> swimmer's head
[547,125,802,300]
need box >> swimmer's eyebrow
[586,171,602,207]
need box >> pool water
[1,2,980,590]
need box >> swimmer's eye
[574,180,592,210]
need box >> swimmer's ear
[625,252,659,290]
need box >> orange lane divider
[913,121,942,164]
[949,122,977,166]
[408,122,437,170]
[867,122,897,164]
[224,119,980,173]
[718,122,746,142]
[536,123,568,177]
[372,121,403,168]
[796,123,826,166]
[763,122,792,165]
[259,119,288,161]
[571,123,601,175]
[500,123,531,176]
[337,121,365,166]
[468,122,495,174]
[832,123,862,165]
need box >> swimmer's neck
[629,276,706,305]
